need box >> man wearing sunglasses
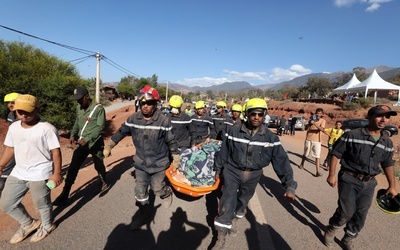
[213,98,297,249]
[103,85,178,230]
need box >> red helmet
[138,85,160,101]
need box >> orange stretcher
[165,165,220,197]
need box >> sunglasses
[140,101,156,106]
[249,112,264,117]
[217,106,223,109]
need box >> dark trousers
[134,168,170,206]
[64,139,107,187]
[214,165,263,231]
[324,143,333,165]
[289,125,295,135]
[328,170,377,235]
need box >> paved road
[1,103,399,249]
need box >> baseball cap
[367,105,397,117]
[14,94,39,113]
[73,86,89,100]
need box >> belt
[344,170,375,182]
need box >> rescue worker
[103,86,178,230]
[212,101,232,140]
[189,101,216,146]
[230,104,243,124]
[212,98,297,249]
[166,95,191,153]
[1,93,20,196]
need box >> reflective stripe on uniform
[171,120,191,124]
[191,118,213,125]
[341,137,394,152]
[214,220,232,229]
[125,121,172,131]
[225,133,281,148]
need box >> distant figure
[322,121,344,170]
[289,115,298,136]
[299,108,326,177]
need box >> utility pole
[95,52,101,103]
[166,81,169,102]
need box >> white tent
[332,73,361,92]
[347,69,400,104]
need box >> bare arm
[48,148,63,187]
[383,166,399,197]
[327,155,340,187]
[0,146,14,175]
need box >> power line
[0,24,96,56]
[102,56,141,78]
[0,24,142,80]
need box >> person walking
[212,101,232,140]
[190,101,216,147]
[299,108,326,177]
[322,120,344,170]
[324,105,399,250]
[230,104,243,124]
[103,86,178,230]
[1,92,20,196]
[212,98,297,249]
[166,95,191,153]
[289,114,298,136]
[264,111,271,128]
[0,94,63,243]
[53,86,109,206]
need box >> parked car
[341,118,369,132]
[268,115,279,128]
[293,116,307,131]
[341,118,398,137]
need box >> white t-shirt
[264,114,271,124]
[4,120,60,181]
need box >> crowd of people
[0,87,398,250]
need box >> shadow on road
[286,150,322,177]
[53,155,134,225]
[258,174,326,246]
[104,196,210,250]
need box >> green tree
[118,75,136,98]
[206,90,215,100]
[0,40,86,129]
[305,77,332,97]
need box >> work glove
[171,154,181,170]
[103,140,116,158]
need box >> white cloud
[334,0,358,7]
[333,0,392,12]
[178,64,312,87]
[178,77,230,87]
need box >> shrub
[342,101,361,111]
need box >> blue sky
[1,0,399,87]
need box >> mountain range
[158,66,400,94]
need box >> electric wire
[1,24,142,80]
[0,24,96,56]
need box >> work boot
[229,217,239,236]
[52,186,71,206]
[160,186,173,208]
[212,230,227,250]
[323,225,337,248]
[341,233,356,250]
[129,205,149,230]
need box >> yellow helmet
[195,100,206,109]
[242,103,247,112]
[4,93,20,102]
[245,98,267,112]
[231,104,242,112]
[169,95,183,108]
[216,101,227,108]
